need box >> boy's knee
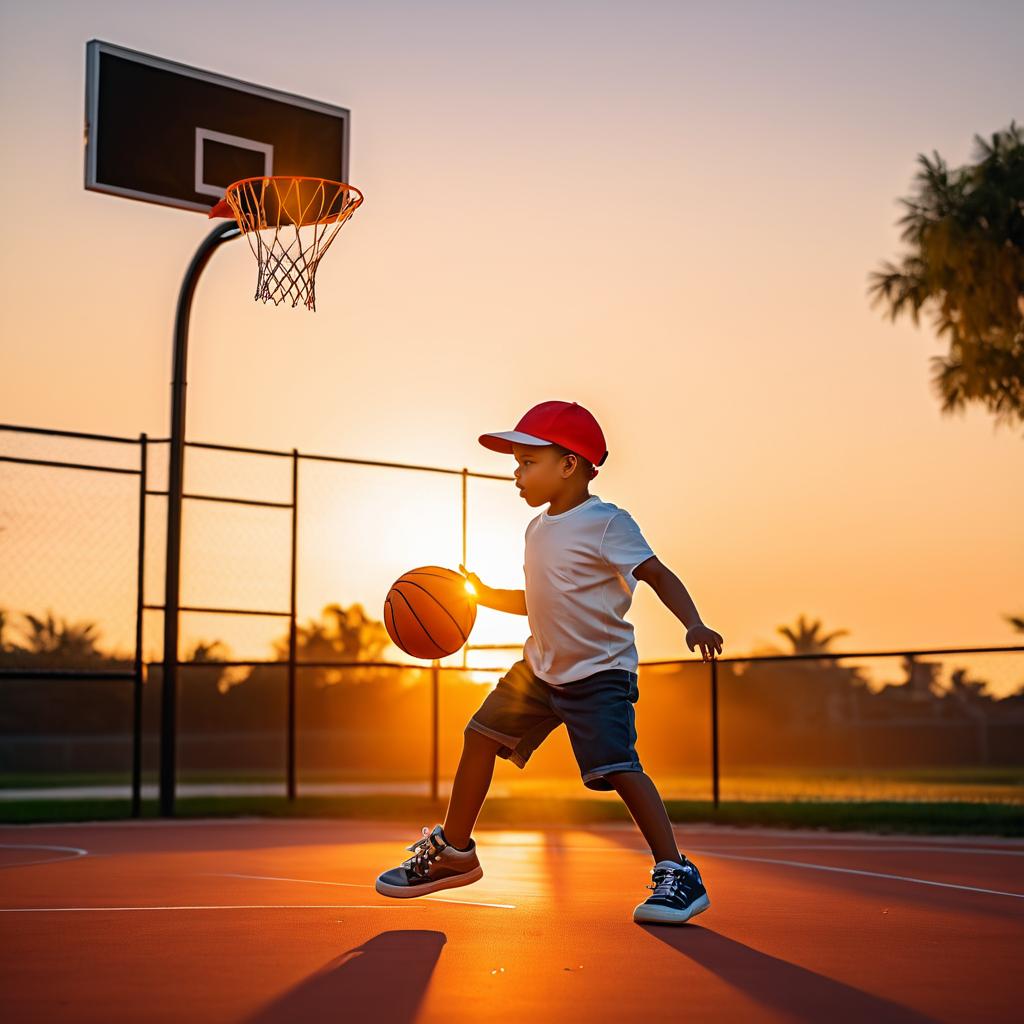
[464,722,502,749]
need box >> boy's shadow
[641,925,937,1023]
[244,930,444,1024]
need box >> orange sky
[1,1,1022,695]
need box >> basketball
[384,565,478,659]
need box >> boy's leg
[554,672,683,866]
[444,659,561,848]
[606,770,684,865]
[442,726,503,849]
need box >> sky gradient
[1,1,1022,693]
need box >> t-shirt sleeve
[600,511,656,580]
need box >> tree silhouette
[868,121,1024,431]
[181,639,250,695]
[774,613,850,656]
[14,609,105,664]
[270,601,392,687]
[738,614,869,728]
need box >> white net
[222,177,363,310]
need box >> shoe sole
[375,864,484,898]
[632,893,710,925]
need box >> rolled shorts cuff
[581,760,643,791]
[465,718,529,769]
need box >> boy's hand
[686,622,723,662]
[458,564,487,598]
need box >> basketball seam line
[394,579,471,643]
[390,587,452,659]
[383,596,410,657]
[404,569,469,587]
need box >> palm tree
[774,613,849,657]
[182,639,250,694]
[270,601,392,686]
[868,121,1024,431]
[747,614,869,730]
[16,609,105,663]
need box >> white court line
[687,848,1024,900]
[670,844,1024,857]
[505,842,1024,900]
[0,818,273,830]
[214,871,517,910]
[667,825,1024,848]
[486,840,1024,858]
[0,904,416,913]
[633,822,1024,845]
[0,843,90,868]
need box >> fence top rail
[1,423,513,482]
[0,454,140,477]
[185,439,513,481]
[0,423,146,446]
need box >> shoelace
[648,864,695,899]
[403,825,442,878]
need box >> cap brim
[478,430,552,454]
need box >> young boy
[375,400,724,925]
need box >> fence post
[287,448,299,801]
[132,433,148,818]
[430,659,440,802]
[710,654,720,808]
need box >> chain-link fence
[2,423,1023,816]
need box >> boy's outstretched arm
[633,556,724,661]
[458,564,528,616]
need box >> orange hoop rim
[208,175,364,227]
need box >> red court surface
[1,818,1021,1023]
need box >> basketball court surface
[1,818,1020,1022]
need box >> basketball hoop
[208,176,363,311]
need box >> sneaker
[632,857,711,925]
[374,824,484,898]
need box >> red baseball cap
[479,401,608,477]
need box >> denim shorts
[465,658,643,791]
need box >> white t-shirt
[522,493,657,686]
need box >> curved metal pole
[160,220,240,818]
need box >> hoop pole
[160,220,240,818]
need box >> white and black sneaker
[375,824,484,898]
[632,857,711,925]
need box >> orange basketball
[384,565,478,659]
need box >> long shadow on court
[642,926,937,1023]
[243,930,444,1024]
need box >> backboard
[84,40,350,214]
